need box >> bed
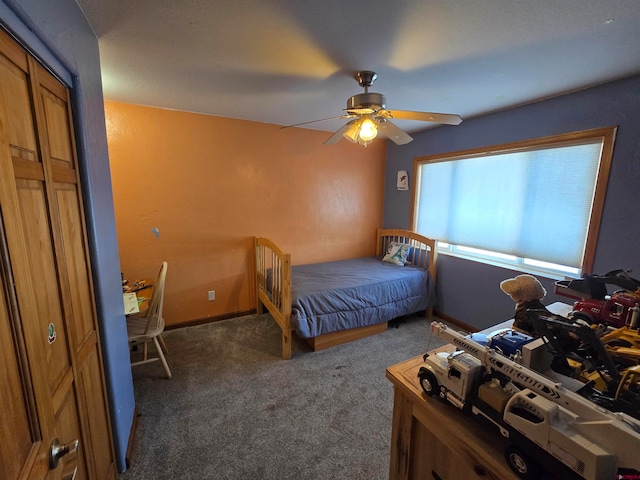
[254,229,438,359]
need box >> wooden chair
[127,261,172,378]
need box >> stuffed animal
[500,274,548,335]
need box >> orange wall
[106,101,386,326]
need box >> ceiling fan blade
[389,110,463,126]
[280,114,354,129]
[323,121,356,145]
[377,120,413,145]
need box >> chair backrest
[144,261,168,334]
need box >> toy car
[467,328,534,358]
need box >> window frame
[410,127,617,277]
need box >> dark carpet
[119,313,446,480]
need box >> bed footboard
[255,237,292,359]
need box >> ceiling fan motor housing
[347,92,386,111]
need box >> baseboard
[125,404,140,469]
[433,310,478,333]
[165,309,256,330]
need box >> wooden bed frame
[254,229,438,359]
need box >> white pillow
[382,242,412,266]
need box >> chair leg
[153,337,172,379]
[143,341,149,361]
[158,334,169,354]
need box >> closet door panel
[0,27,115,480]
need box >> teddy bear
[500,274,549,336]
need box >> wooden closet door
[0,28,115,480]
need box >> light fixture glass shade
[359,117,377,142]
[343,121,361,143]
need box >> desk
[385,306,576,480]
[386,353,519,480]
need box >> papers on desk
[123,292,140,315]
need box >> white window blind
[414,141,604,269]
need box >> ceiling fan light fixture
[343,121,361,143]
[358,117,377,142]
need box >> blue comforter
[291,256,436,338]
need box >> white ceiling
[76,0,640,136]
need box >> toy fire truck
[555,269,640,329]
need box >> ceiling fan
[283,71,463,147]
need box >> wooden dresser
[386,353,520,480]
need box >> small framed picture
[397,170,409,190]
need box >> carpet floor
[119,313,446,480]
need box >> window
[411,127,616,277]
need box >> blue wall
[384,75,640,330]
[0,0,134,472]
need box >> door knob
[49,437,80,469]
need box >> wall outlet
[208,290,215,301]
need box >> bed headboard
[376,229,438,280]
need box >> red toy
[555,269,640,329]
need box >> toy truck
[525,310,640,420]
[418,322,640,480]
[555,270,640,329]
[571,291,640,329]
